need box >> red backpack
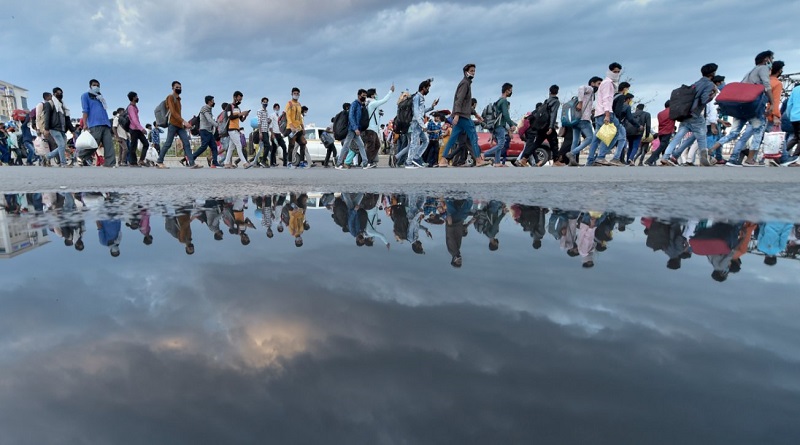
[518,113,531,141]
[689,238,732,256]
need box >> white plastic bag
[75,130,99,150]
[33,137,49,156]
[145,146,159,163]
[761,131,784,159]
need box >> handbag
[75,130,99,150]
[597,123,617,146]
[761,131,784,159]
[145,146,159,162]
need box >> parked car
[473,130,551,164]
[301,127,330,164]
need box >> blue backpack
[560,96,580,128]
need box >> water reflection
[1,191,799,443]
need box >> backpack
[188,115,200,136]
[612,93,626,120]
[216,108,230,137]
[716,82,767,120]
[530,101,551,131]
[624,111,643,136]
[358,104,374,132]
[118,109,131,132]
[154,100,170,128]
[394,93,416,135]
[560,96,580,128]
[518,113,531,141]
[480,100,501,130]
[668,85,696,121]
[333,110,349,140]
[278,112,288,136]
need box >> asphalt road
[2,162,799,221]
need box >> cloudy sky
[1,194,800,443]
[3,0,798,128]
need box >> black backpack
[358,104,375,132]
[118,109,131,132]
[612,94,626,120]
[333,110,349,141]
[394,93,416,135]
[669,85,696,121]
[189,115,200,136]
[530,100,551,131]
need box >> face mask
[211,102,215,108]
[292,94,299,100]
[134,98,139,103]
[55,94,64,101]
[607,70,621,83]
[466,74,474,79]
[507,92,513,97]
[359,97,366,103]
[592,85,599,93]
[766,61,773,69]
[175,88,182,95]
[90,86,100,94]
[262,103,268,108]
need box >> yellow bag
[597,123,617,146]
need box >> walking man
[567,76,603,166]
[483,83,517,166]
[270,103,287,166]
[156,81,201,169]
[223,91,251,168]
[43,87,74,167]
[286,88,311,168]
[440,64,489,167]
[191,96,220,167]
[337,89,371,169]
[254,97,271,167]
[79,79,116,166]
[126,91,149,167]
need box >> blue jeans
[24,141,37,165]
[443,117,480,159]
[663,116,707,159]
[482,126,507,163]
[192,130,219,166]
[587,115,620,165]
[340,130,367,166]
[47,130,68,165]
[404,121,429,165]
[612,124,628,160]
[716,116,766,162]
[570,120,594,154]
[0,143,8,163]
[627,135,643,162]
[158,125,193,165]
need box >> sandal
[156,163,169,169]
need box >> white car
[300,127,331,164]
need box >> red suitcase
[716,82,766,120]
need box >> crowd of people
[2,51,798,169]
[3,191,797,281]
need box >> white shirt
[705,101,718,126]
[269,110,281,134]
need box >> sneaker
[660,158,676,167]
[594,158,612,166]
[244,162,253,169]
[411,159,425,168]
[766,159,780,167]
[726,160,743,167]
[682,162,695,167]
[780,159,799,167]
[742,158,758,167]
[190,164,203,169]
[364,163,377,169]
[404,164,419,169]
[335,164,344,170]
[609,158,625,166]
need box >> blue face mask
[91,86,100,94]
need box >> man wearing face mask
[337,89,371,169]
[364,85,395,168]
[191,96,220,167]
[157,81,200,169]
[708,50,774,166]
[253,97,271,167]
[269,103,287,167]
[286,87,310,168]
[43,87,75,167]
[79,79,116,166]
[440,64,489,167]
[567,76,602,166]
[403,79,439,169]
[126,91,148,167]
[223,91,250,168]
[585,62,623,166]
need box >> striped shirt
[257,109,271,133]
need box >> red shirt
[657,108,675,136]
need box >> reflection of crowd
[3,192,799,281]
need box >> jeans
[663,116,707,159]
[570,120,594,154]
[158,124,193,165]
[252,131,271,164]
[716,116,766,162]
[404,121,429,165]
[626,135,642,163]
[288,132,310,166]
[47,130,68,165]
[587,115,620,165]
[192,130,219,166]
[128,129,149,164]
[323,142,337,166]
[442,117,480,159]
[340,130,367,166]
[482,126,507,163]
[611,124,627,160]
[24,141,37,165]
[646,134,672,165]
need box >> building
[0,80,29,121]
[0,209,50,259]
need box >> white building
[0,80,29,121]
[0,210,50,259]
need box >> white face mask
[607,70,621,83]
[292,94,299,100]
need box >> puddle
[1,191,799,443]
